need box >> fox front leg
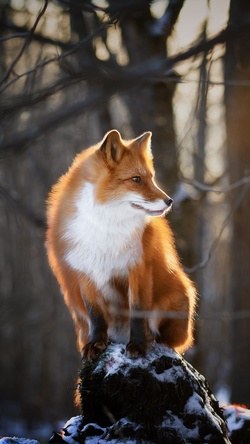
[126,265,152,358]
[82,303,108,361]
[79,278,108,361]
[126,309,148,358]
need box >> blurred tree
[117,0,179,191]
[224,0,250,406]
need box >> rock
[57,343,231,443]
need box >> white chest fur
[63,182,145,290]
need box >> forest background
[0,0,250,438]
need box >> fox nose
[164,197,173,207]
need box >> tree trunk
[224,0,250,405]
[118,3,178,193]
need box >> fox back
[46,130,197,360]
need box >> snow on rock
[3,345,250,443]
[0,439,39,444]
[51,343,231,443]
[222,404,250,444]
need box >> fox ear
[135,131,153,159]
[100,130,124,166]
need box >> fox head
[85,130,173,217]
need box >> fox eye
[132,176,142,183]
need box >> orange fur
[46,130,197,360]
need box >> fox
[46,130,197,361]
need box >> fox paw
[82,341,107,361]
[126,342,147,358]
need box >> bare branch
[0,19,71,49]
[181,175,250,194]
[0,88,111,157]
[0,14,116,95]
[185,183,250,273]
[2,16,250,97]
[0,74,82,114]
[1,13,250,156]
[0,185,46,229]
[145,20,250,79]
[0,0,49,86]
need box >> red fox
[46,130,197,361]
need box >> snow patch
[223,405,250,432]
[185,392,203,414]
[0,440,39,444]
[95,342,176,377]
[61,416,83,444]
[162,411,199,440]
